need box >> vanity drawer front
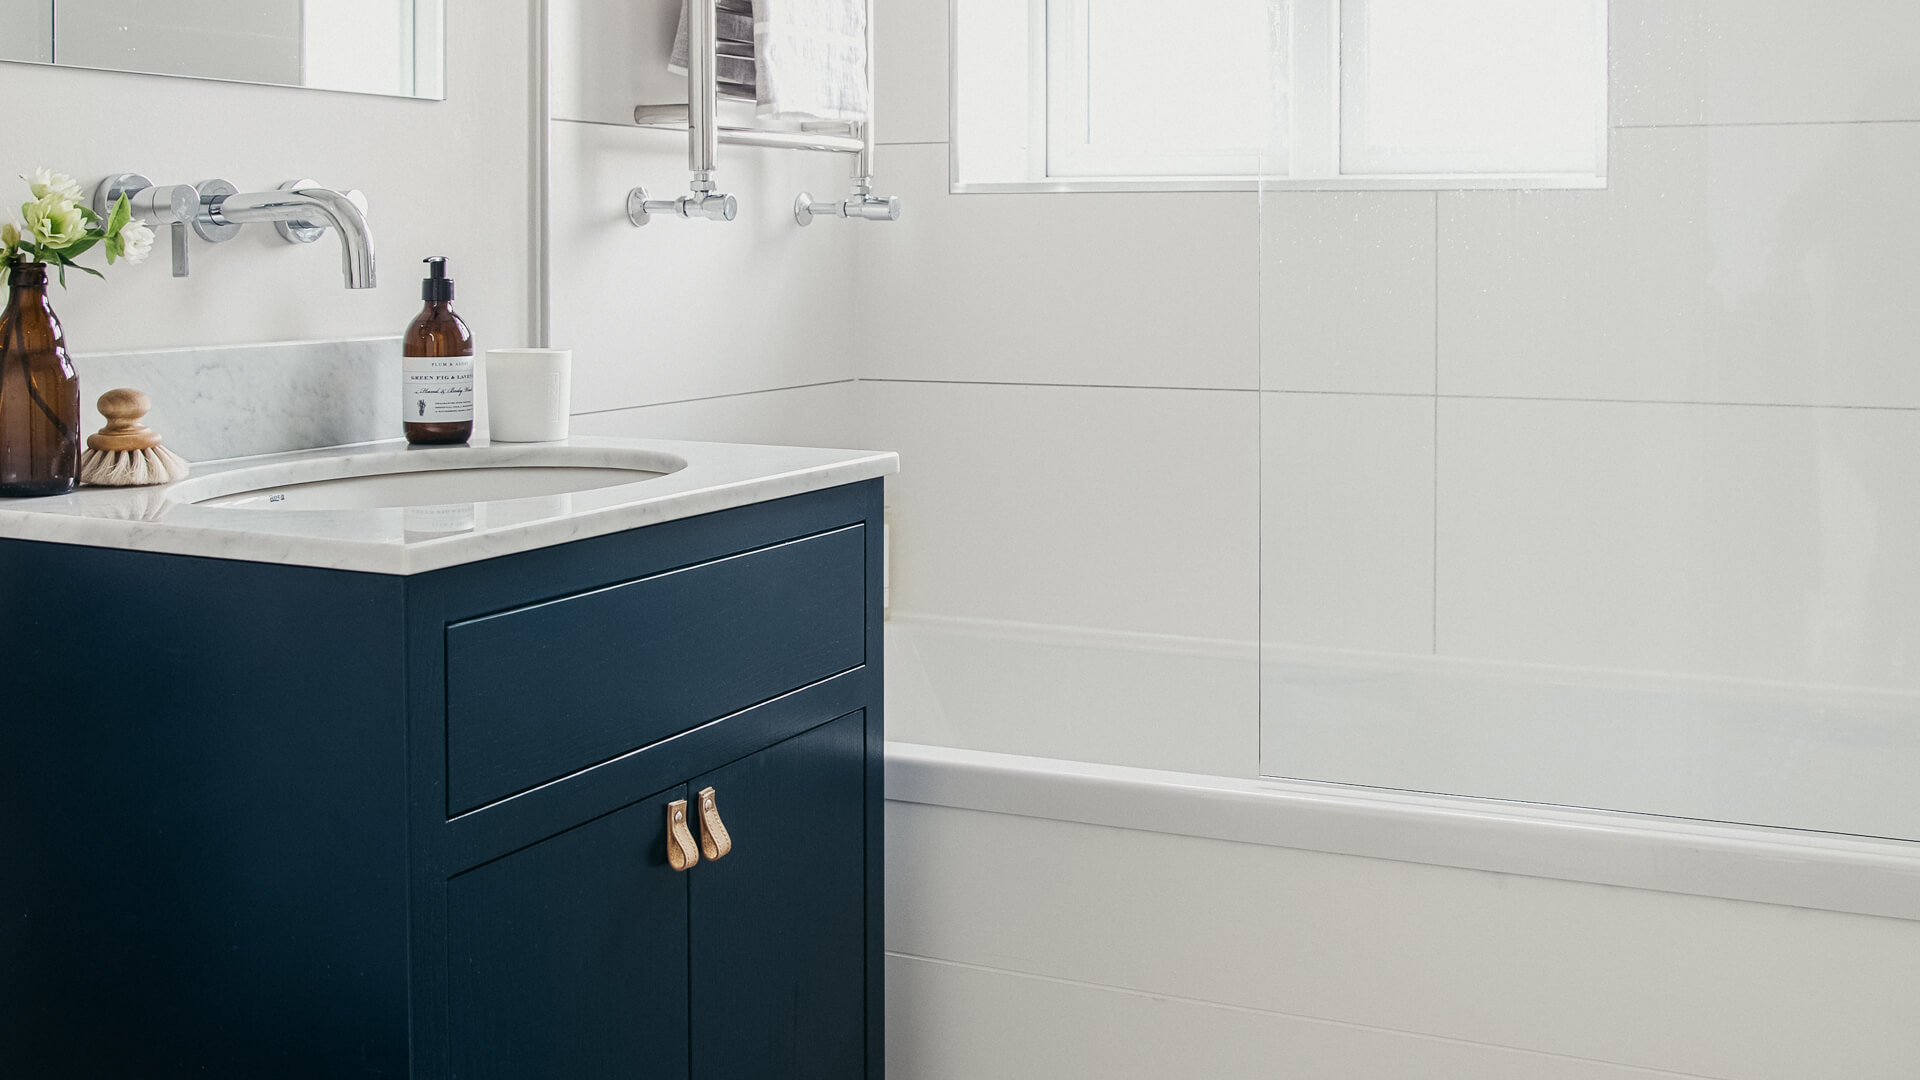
[445,525,866,815]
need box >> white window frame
[950,0,1610,194]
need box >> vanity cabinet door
[689,711,869,1080]
[447,785,692,1080]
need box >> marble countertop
[0,436,898,575]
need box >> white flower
[23,194,89,250]
[118,218,154,264]
[24,169,83,204]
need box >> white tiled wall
[1261,192,1436,396]
[855,145,1260,389]
[1440,124,1920,407]
[868,0,1920,1074]
[1437,398,1920,690]
[861,380,1257,637]
[1262,392,1434,655]
[549,0,865,445]
[1610,0,1920,127]
[1263,0,1920,835]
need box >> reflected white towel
[671,0,870,124]
[752,0,869,122]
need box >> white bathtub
[882,620,1920,1079]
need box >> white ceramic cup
[485,348,572,442]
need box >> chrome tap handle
[793,191,902,226]
[169,222,190,278]
[692,192,738,221]
[91,174,199,277]
[626,186,738,226]
[850,195,902,221]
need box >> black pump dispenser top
[422,256,454,302]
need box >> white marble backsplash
[73,337,401,463]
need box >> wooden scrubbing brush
[80,388,191,487]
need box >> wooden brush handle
[87,388,164,452]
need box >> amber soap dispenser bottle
[402,256,474,444]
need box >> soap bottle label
[402,354,475,423]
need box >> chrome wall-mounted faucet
[202,180,376,289]
[92,174,376,289]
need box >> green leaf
[77,204,102,226]
[72,263,104,280]
[59,235,99,261]
[107,193,131,235]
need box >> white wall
[0,0,534,355]
[863,0,1920,831]
[866,0,1920,1074]
[548,0,863,445]
[854,0,1265,771]
[1262,0,1920,834]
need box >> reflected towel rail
[627,0,902,227]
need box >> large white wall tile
[1613,0,1920,127]
[1262,192,1435,394]
[872,0,948,145]
[859,380,1259,640]
[852,144,1261,389]
[568,380,861,446]
[0,0,534,353]
[886,618,1258,777]
[1263,645,1920,839]
[1436,398,1920,691]
[1440,125,1920,407]
[549,119,859,412]
[887,801,1920,1080]
[887,954,1699,1080]
[1261,392,1434,653]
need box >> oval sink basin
[169,445,688,511]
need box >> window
[952,0,1608,191]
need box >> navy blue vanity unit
[0,477,885,1079]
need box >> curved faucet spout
[209,186,377,289]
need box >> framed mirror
[0,1,445,100]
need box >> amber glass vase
[0,262,81,497]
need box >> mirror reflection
[0,1,445,99]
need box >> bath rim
[885,741,1920,922]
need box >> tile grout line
[1269,389,1920,412]
[1255,184,1267,780]
[865,377,1258,393]
[862,380,1920,413]
[1431,191,1440,657]
[1615,117,1920,131]
[570,378,856,417]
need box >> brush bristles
[80,444,191,487]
